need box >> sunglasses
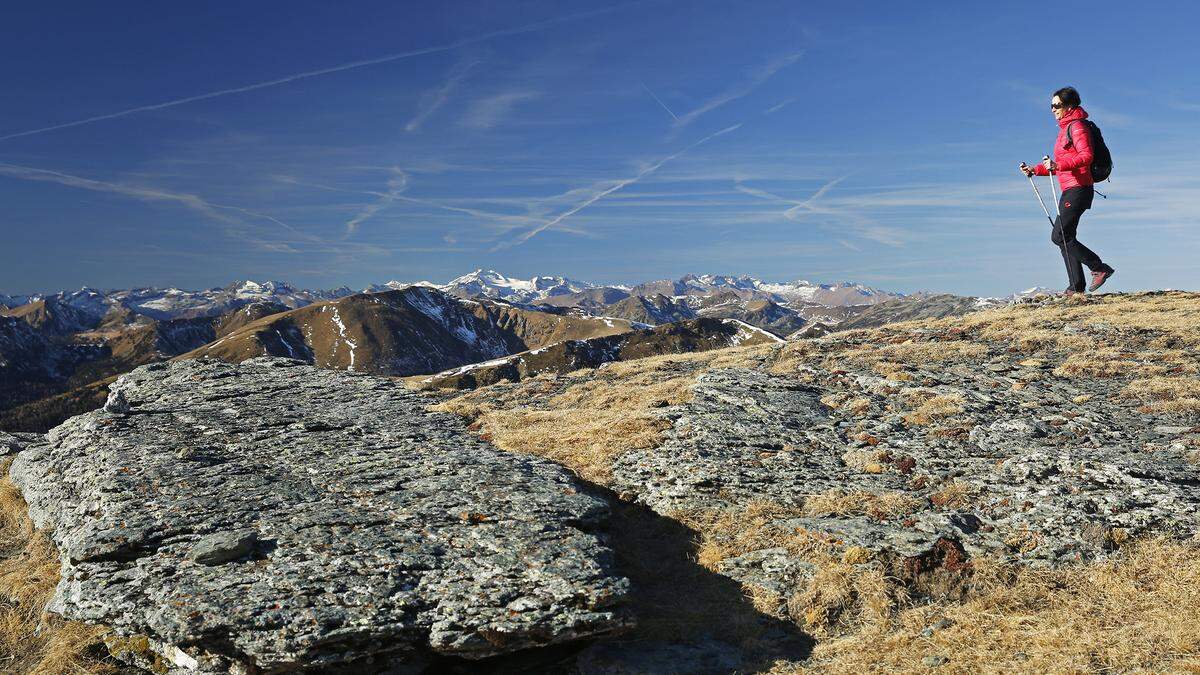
[1050,102,1065,109]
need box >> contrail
[782,175,847,219]
[0,6,628,143]
[0,161,314,248]
[497,122,743,249]
[278,174,537,227]
[641,82,678,120]
[734,175,848,220]
[735,174,903,246]
[672,51,803,132]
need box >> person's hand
[1042,157,1057,172]
[1019,162,1034,177]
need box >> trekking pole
[1022,166,1054,226]
[1044,155,1061,219]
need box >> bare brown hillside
[186,288,637,376]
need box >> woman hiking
[1020,86,1115,294]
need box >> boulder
[0,431,24,455]
[11,357,631,672]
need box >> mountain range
[1,270,1049,433]
[1,270,905,323]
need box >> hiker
[1020,86,1115,294]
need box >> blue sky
[2,1,1198,296]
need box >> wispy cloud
[461,91,541,130]
[735,175,907,247]
[0,6,628,143]
[0,161,308,251]
[344,168,407,236]
[672,52,803,131]
[1169,100,1200,113]
[406,58,482,132]
[497,122,744,250]
[641,82,678,120]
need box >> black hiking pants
[1050,185,1103,292]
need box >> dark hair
[1053,86,1081,108]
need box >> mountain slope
[832,293,983,331]
[599,294,697,325]
[186,287,638,376]
[696,295,807,337]
[419,317,784,389]
[2,297,103,336]
[0,303,293,432]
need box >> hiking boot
[1063,288,1083,296]
[1088,265,1115,292]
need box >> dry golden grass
[841,341,989,368]
[929,480,975,510]
[842,398,872,415]
[679,502,906,640]
[432,347,776,481]
[935,291,1200,356]
[693,500,1200,673]
[0,463,112,674]
[903,393,965,427]
[840,449,889,475]
[802,490,923,520]
[771,539,1200,674]
[1121,376,1200,416]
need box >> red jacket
[1033,106,1094,190]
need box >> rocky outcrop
[0,430,31,455]
[608,351,1200,602]
[834,293,982,331]
[10,358,631,672]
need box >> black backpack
[1066,120,1112,182]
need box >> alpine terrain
[2,291,1200,672]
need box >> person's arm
[1054,121,1093,171]
[1032,162,1050,176]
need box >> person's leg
[1051,212,1085,292]
[1059,188,1104,273]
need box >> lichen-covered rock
[10,357,631,672]
[610,364,1200,600]
[0,430,24,455]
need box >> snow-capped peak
[441,269,593,303]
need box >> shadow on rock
[427,485,814,674]
[582,493,814,673]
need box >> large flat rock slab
[611,367,1200,595]
[10,357,630,672]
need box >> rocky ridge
[428,291,1200,670]
[10,358,631,672]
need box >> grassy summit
[432,291,1200,672]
